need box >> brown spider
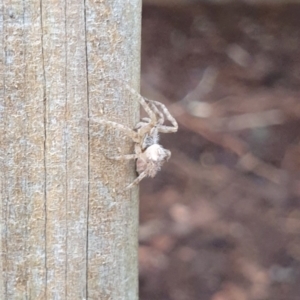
[94,84,178,189]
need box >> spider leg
[123,84,157,121]
[107,154,138,160]
[98,78,155,121]
[148,100,178,133]
[91,118,139,142]
[97,78,171,130]
[135,120,151,130]
[146,100,164,125]
[141,117,152,123]
[121,84,162,139]
[104,79,169,136]
[126,171,147,190]
[156,125,177,133]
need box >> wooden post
[0,0,141,299]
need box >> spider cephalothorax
[95,84,178,189]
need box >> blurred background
[138,1,300,300]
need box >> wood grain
[0,0,140,298]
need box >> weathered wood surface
[0,0,141,299]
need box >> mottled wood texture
[0,0,141,299]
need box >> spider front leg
[123,84,157,122]
[148,100,178,133]
[123,82,178,137]
[146,100,165,125]
[99,78,156,124]
[123,84,162,137]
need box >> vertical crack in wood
[21,0,29,298]
[64,0,68,298]
[83,0,90,297]
[39,0,48,297]
[0,2,7,297]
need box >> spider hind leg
[126,171,147,189]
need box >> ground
[139,3,300,300]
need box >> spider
[95,84,178,189]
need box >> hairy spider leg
[123,84,156,121]
[92,117,143,161]
[122,84,159,138]
[135,117,152,130]
[95,77,157,130]
[98,78,169,130]
[107,154,138,160]
[104,80,172,137]
[156,125,177,133]
[148,100,178,133]
[135,120,151,130]
[126,171,147,189]
[146,99,165,125]
[91,118,139,143]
